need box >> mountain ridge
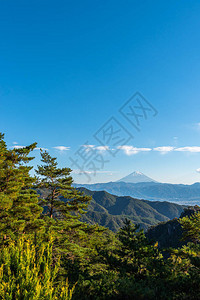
[77,187,184,232]
[74,181,200,206]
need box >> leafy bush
[0,238,75,300]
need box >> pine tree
[36,150,92,257]
[98,219,162,278]
[0,133,44,242]
[36,150,91,221]
[179,207,200,244]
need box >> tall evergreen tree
[35,150,93,258]
[36,150,91,221]
[100,219,162,277]
[0,133,44,242]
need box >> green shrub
[0,238,75,300]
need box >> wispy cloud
[96,145,110,152]
[82,144,95,148]
[83,144,110,152]
[35,147,49,151]
[13,145,25,149]
[117,145,152,155]
[53,146,70,151]
[82,145,95,152]
[117,145,200,155]
[72,169,114,175]
[50,144,200,156]
[153,146,200,154]
[175,147,200,153]
[153,146,174,154]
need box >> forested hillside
[147,205,200,249]
[77,188,184,231]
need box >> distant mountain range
[74,172,200,206]
[78,188,184,232]
[117,171,157,183]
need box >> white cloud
[96,145,110,152]
[81,170,93,174]
[82,145,110,153]
[117,145,152,155]
[13,141,18,145]
[83,144,95,148]
[43,144,200,156]
[175,147,200,153]
[72,169,91,175]
[153,146,200,154]
[117,145,200,155]
[35,147,49,151]
[13,145,25,149]
[82,145,95,152]
[53,146,70,151]
[72,169,114,175]
[153,146,174,154]
[196,168,200,173]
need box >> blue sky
[1,0,200,184]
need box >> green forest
[0,132,199,300]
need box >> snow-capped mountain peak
[116,171,157,183]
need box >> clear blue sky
[1,0,200,184]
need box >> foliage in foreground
[0,238,75,300]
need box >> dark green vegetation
[147,205,200,249]
[74,181,200,205]
[77,188,184,231]
[0,133,200,299]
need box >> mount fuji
[116,171,157,184]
